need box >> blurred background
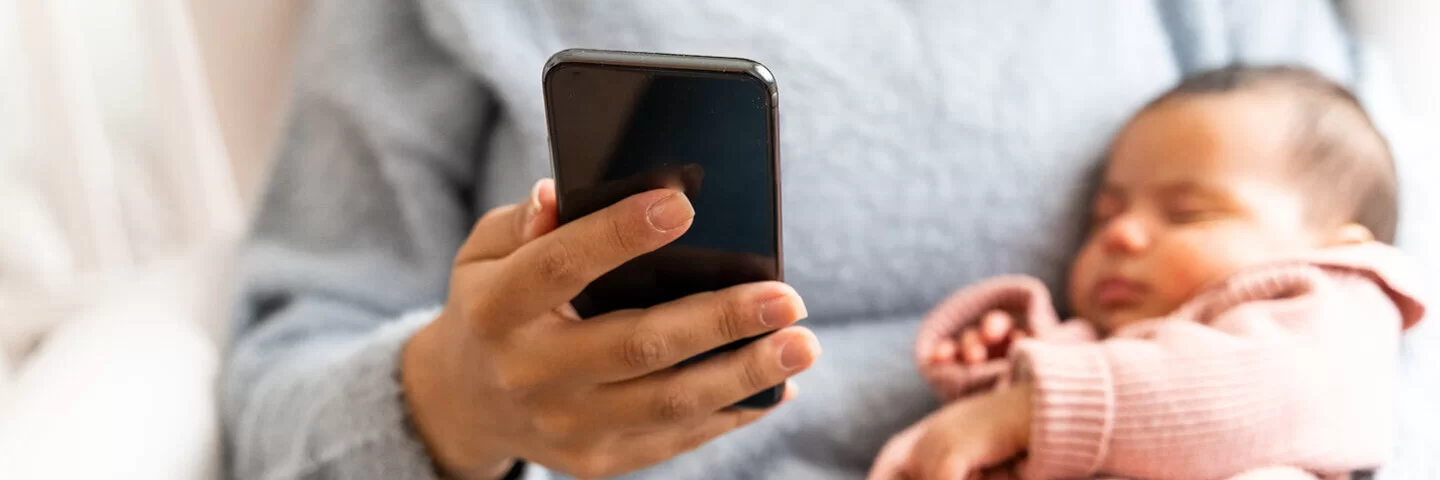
[0,1,299,478]
[0,1,1435,479]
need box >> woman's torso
[411,1,1351,477]
[437,0,1203,322]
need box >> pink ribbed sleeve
[1012,245,1427,480]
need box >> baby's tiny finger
[933,341,959,364]
[960,330,986,365]
[986,330,1029,358]
[980,311,1012,344]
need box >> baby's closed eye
[1162,191,1239,225]
[1164,204,1228,224]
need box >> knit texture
[224,1,1440,479]
[917,244,1426,479]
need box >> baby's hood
[1282,243,1429,330]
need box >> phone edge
[543,49,778,97]
[540,48,784,283]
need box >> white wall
[1347,0,1440,139]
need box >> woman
[226,1,1437,479]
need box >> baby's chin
[1091,307,1166,333]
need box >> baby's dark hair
[1146,65,1399,244]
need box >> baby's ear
[1324,222,1375,246]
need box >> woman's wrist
[401,317,518,480]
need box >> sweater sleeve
[1012,259,1427,480]
[222,1,552,479]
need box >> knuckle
[534,242,582,284]
[606,214,638,253]
[654,389,700,423]
[621,330,670,371]
[738,352,773,392]
[706,292,746,342]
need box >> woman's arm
[223,0,496,478]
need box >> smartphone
[542,49,784,409]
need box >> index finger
[487,189,693,321]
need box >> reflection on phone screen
[548,65,779,319]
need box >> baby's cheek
[1148,242,1231,308]
[1067,246,1103,316]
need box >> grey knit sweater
[225,1,1440,479]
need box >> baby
[869,65,1427,480]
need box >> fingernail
[645,192,694,231]
[520,196,539,235]
[760,294,808,328]
[529,180,545,211]
[779,336,816,371]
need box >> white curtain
[0,0,243,359]
[0,0,299,478]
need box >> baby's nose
[1100,216,1151,253]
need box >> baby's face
[1069,93,1324,331]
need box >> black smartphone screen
[546,63,780,317]
[545,58,782,408]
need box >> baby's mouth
[1093,277,1148,308]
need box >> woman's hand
[402,179,819,479]
[868,384,1034,480]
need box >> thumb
[455,178,557,264]
[521,178,559,242]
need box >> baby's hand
[868,383,1033,480]
[930,310,1028,367]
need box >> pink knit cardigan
[916,244,1427,479]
